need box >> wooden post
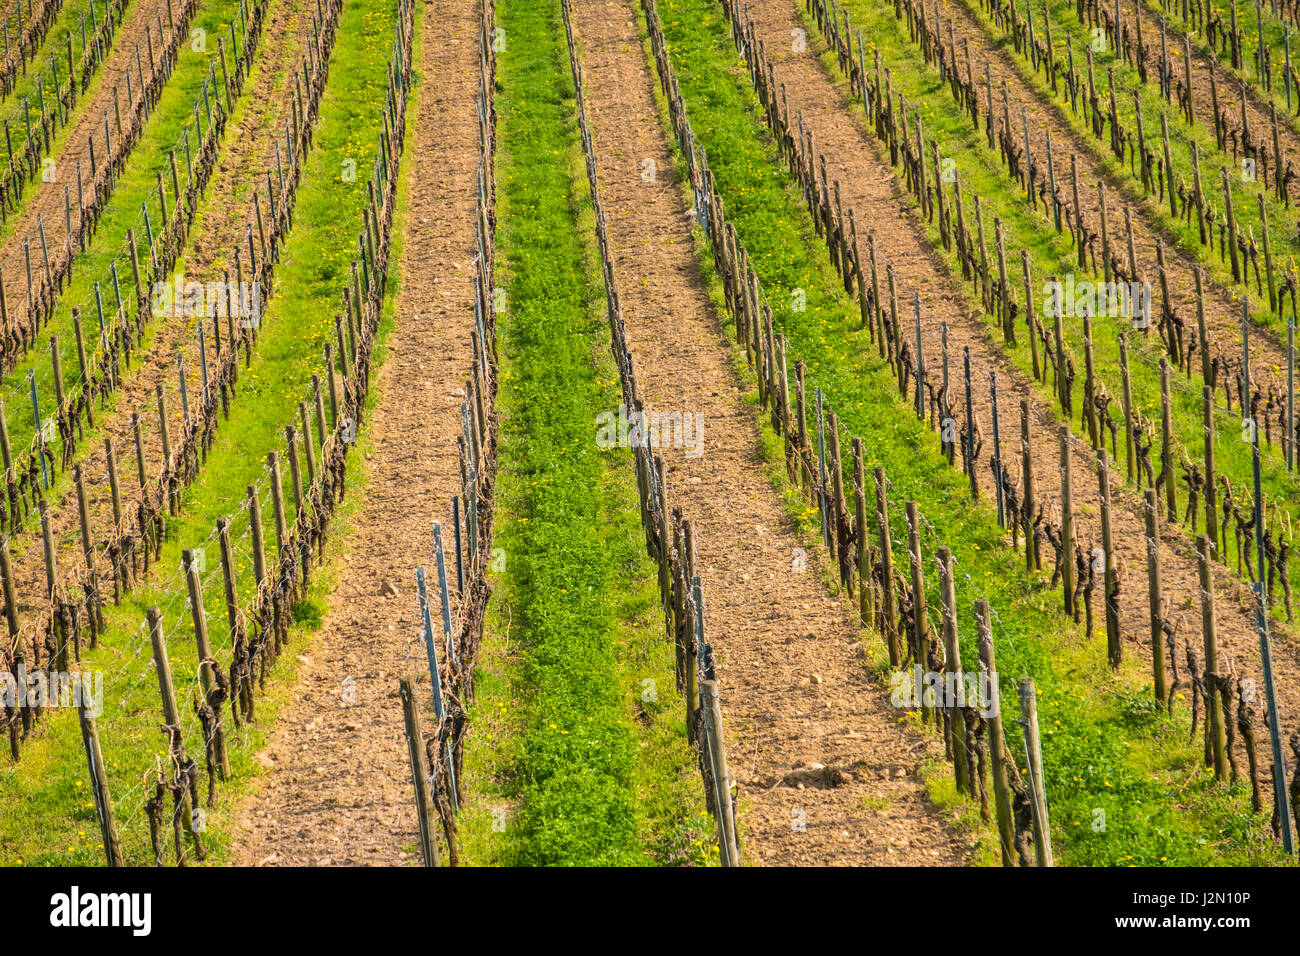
[72,310,92,429]
[964,347,978,500]
[684,521,698,735]
[1021,399,1036,571]
[1192,143,1206,245]
[312,375,328,453]
[40,499,65,670]
[1082,314,1099,449]
[324,342,340,424]
[1203,387,1218,554]
[1284,314,1294,476]
[104,437,123,533]
[0,399,12,525]
[132,413,147,489]
[184,547,228,782]
[937,547,968,793]
[156,383,174,515]
[1022,251,1039,380]
[0,538,21,735]
[995,222,1014,344]
[73,465,102,640]
[1072,155,1085,268]
[1160,359,1176,518]
[828,413,849,586]
[1017,678,1053,866]
[1222,167,1240,282]
[976,600,1014,866]
[50,337,66,431]
[78,711,124,866]
[1145,489,1167,703]
[906,500,931,725]
[217,517,247,720]
[853,438,870,627]
[1194,270,1210,387]
[298,402,316,487]
[1052,282,1068,412]
[268,451,289,565]
[1258,194,1276,312]
[1119,335,1135,481]
[701,679,740,866]
[1099,183,1111,286]
[1196,535,1229,780]
[875,465,900,666]
[247,485,268,587]
[1161,112,1176,218]
[1099,450,1120,669]
[1060,427,1075,615]
[398,676,441,867]
[147,606,203,864]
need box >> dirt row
[566,0,969,865]
[230,0,482,866]
[732,0,1300,769]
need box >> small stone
[379,580,399,597]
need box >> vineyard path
[230,0,478,866]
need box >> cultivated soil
[230,0,480,866]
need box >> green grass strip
[456,0,709,866]
[649,0,1285,865]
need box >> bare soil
[230,0,480,866]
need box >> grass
[453,0,711,867]
[0,0,404,865]
[643,0,1289,865]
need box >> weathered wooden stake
[1145,489,1167,703]
[976,599,1014,866]
[147,605,204,864]
[906,500,931,726]
[398,676,441,867]
[875,465,899,666]
[1060,427,1075,615]
[78,710,125,866]
[702,679,740,866]
[184,547,228,782]
[1018,677,1053,866]
[937,547,968,793]
[1197,535,1229,780]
